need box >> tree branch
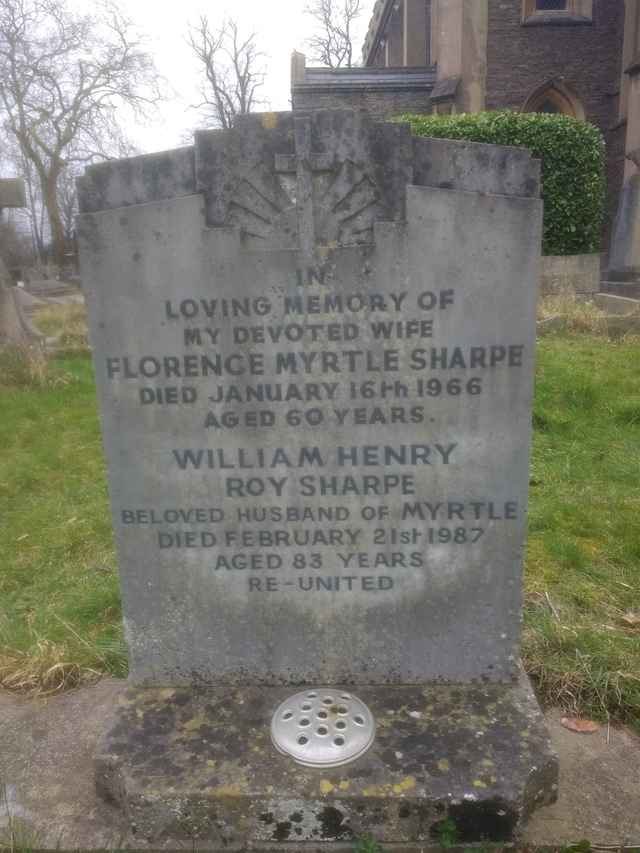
[187,15,266,130]
[0,0,162,267]
[304,0,362,68]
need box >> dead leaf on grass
[621,611,640,627]
[561,717,600,734]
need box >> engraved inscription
[102,270,527,599]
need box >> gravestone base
[96,676,557,848]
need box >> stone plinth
[97,678,557,848]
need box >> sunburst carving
[227,168,297,248]
[226,158,380,251]
[318,160,381,246]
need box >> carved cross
[0,178,26,213]
[275,116,333,259]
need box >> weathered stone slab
[593,292,640,315]
[601,279,640,299]
[79,112,539,217]
[412,136,541,199]
[7,679,640,851]
[77,147,195,214]
[78,111,542,687]
[96,678,557,848]
[609,173,640,278]
[540,253,601,296]
[0,177,26,209]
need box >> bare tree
[188,16,266,130]
[0,0,161,269]
[57,164,79,246]
[23,155,47,263]
[305,0,363,68]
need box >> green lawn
[1,335,638,726]
[0,352,124,690]
[524,336,640,727]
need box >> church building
[292,0,640,262]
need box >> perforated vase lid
[271,689,376,768]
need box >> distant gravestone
[0,178,27,211]
[609,149,640,280]
[0,177,43,347]
[77,111,557,848]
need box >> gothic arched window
[523,80,585,120]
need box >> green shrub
[399,111,606,256]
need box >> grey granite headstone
[78,112,541,686]
[609,170,640,280]
[0,178,26,210]
[77,111,556,846]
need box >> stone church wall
[485,0,626,244]
[291,88,433,118]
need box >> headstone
[77,111,557,848]
[0,178,27,211]
[0,177,44,347]
[609,151,640,281]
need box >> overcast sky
[118,0,375,155]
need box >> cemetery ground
[1,301,639,733]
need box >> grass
[0,783,43,853]
[538,291,609,335]
[524,333,640,728]
[33,303,89,350]
[0,305,638,727]
[0,348,126,692]
[0,345,66,392]
[353,837,384,853]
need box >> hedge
[399,111,606,256]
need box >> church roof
[362,0,397,66]
[298,65,436,92]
